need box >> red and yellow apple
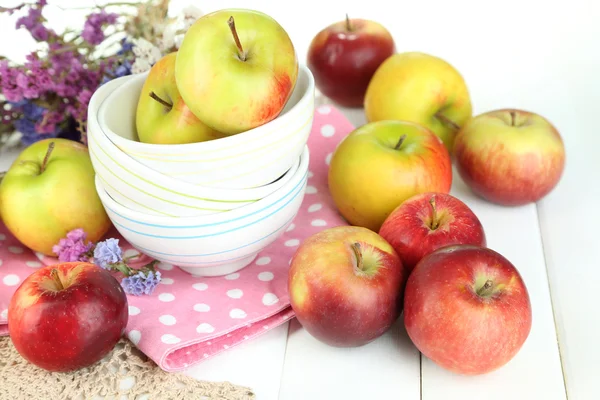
[136,52,226,145]
[404,245,532,375]
[175,9,298,134]
[364,51,472,151]
[288,226,407,347]
[0,138,111,256]
[307,14,395,108]
[379,192,486,272]
[8,262,128,372]
[454,108,566,206]
[328,120,453,232]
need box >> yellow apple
[0,139,111,255]
[364,52,472,152]
[328,120,453,232]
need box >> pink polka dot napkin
[0,104,354,371]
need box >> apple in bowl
[136,52,226,145]
[379,192,486,272]
[453,108,566,206]
[288,226,407,347]
[8,262,128,372]
[307,15,395,108]
[404,244,532,375]
[175,9,298,135]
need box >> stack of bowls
[87,65,315,276]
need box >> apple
[288,226,407,347]
[454,108,566,206]
[136,52,226,145]
[363,51,473,152]
[307,14,395,108]
[379,192,486,272]
[404,244,532,375]
[175,9,298,135]
[8,262,128,372]
[328,120,453,232]
[0,138,111,256]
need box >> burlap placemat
[0,336,255,400]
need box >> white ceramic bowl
[87,76,299,217]
[98,64,315,189]
[94,145,310,276]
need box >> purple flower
[52,228,94,262]
[121,270,162,296]
[93,238,123,269]
[15,2,53,42]
[82,11,118,45]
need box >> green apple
[175,9,299,135]
[364,52,473,152]
[0,138,111,256]
[328,120,453,232]
[136,52,226,144]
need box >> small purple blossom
[93,238,123,269]
[15,1,54,42]
[121,270,162,296]
[82,10,118,45]
[52,228,93,262]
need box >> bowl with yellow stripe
[94,145,309,276]
[87,76,299,217]
[97,64,315,189]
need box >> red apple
[404,245,532,375]
[288,226,407,347]
[454,108,566,206]
[307,15,395,108]
[379,192,486,272]
[8,262,128,372]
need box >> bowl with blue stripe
[94,145,310,276]
[97,64,315,189]
[87,76,300,217]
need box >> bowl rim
[98,63,315,155]
[87,77,302,202]
[95,144,310,228]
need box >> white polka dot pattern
[0,105,355,371]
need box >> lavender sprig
[53,229,161,296]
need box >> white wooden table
[2,0,599,399]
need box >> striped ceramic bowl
[87,76,299,217]
[98,64,315,189]
[94,145,309,276]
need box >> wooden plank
[421,172,566,400]
[184,322,290,400]
[279,317,421,400]
[535,76,600,399]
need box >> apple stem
[436,112,460,131]
[429,195,439,230]
[476,279,495,297]
[510,111,516,126]
[0,171,5,184]
[350,242,364,272]
[149,91,172,110]
[394,134,407,150]
[39,141,55,174]
[227,16,246,62]
[345,13,353,31]
[50,268,65,291]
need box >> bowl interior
[100,64,313,148]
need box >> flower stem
[110,261,133,276]
[40,141,55,174]
[227,16,246,61]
